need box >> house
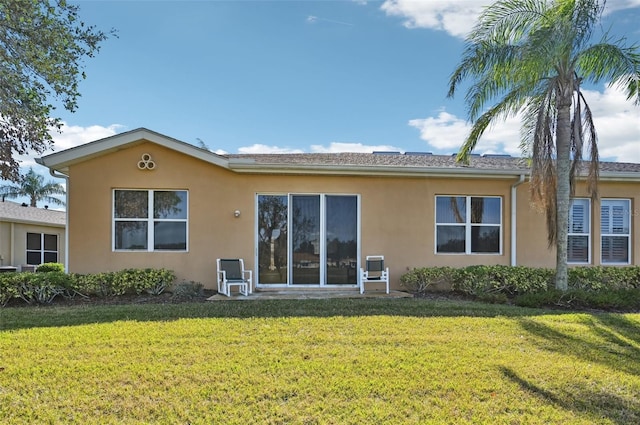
[0,200,66,271]
[36,128,640,291]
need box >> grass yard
[1,298,639,424]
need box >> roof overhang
[0,217,65,228]
[36,128,230,174]
[227,159,529,179]
[35,128,640,182]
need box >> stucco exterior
[37,128,640,291]
[0,201,66,270]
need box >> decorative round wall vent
[137,153,156,170]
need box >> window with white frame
[113,190,188,251]
[435,196,501,254]
[26,233,58,264]
[601,199,631,264]
[568,198,590,263]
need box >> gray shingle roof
[0,201,65,226]
[226,152,640,174]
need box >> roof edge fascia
[0,217,65,228]
[228,163,640,181]
[597,172,640,182]
[37,128,229,173]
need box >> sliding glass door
[257,194,359,287]
[291,195,321,285]
[257,195,288,284]
[325,195,358,285]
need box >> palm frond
[577,90,599,199]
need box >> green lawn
[1,299,639,424]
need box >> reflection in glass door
[291,195,321,285]
[326,196,358,285]
[257,195,288,284]
[257,194,359,287]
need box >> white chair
[216,258,252,296]
[359,255,389,294]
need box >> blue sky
[12,0,640,189]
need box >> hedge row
[0,268,176,307]
[400,265,640,310]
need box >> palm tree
[0,168,66,208]
[448,0,640,290]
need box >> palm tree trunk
[555,102,572,291]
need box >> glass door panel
[257,195,288,284]
[326,196,358,285]
[291,195,321,285]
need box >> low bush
[401,265,640,310]
[514,288,640,310]
[0,274,20,306]
[0,267,176,307]
[35,262,65,273]
[452,265,553,297]
[400,266,456,295]
[141,268,176,295]
[568,266,640,291]
[171,280,204,301]
[71,268,175,297]
[13,272,74,305]
[401,265,553,298]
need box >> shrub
[171,280,204,301]
[0,274,20,307]
[77,272,121,297]
[142,268,176,295]
[1,268,176,306]
[111,268,176,295]
[400,267,456,295]
[36,262,65,273]
[14,272,69,305]
[451,265,553,297]
[514,288,640,310]
[568,266,640,291]
[69,269,176,297]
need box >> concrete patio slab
[206,290,413,301]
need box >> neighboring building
[0,200,66,271]
[36,128,640,290]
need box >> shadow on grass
[0,297,573,331]
[500,366,640,424]
[517,315,640,377]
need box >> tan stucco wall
[0,221,65,269]
[515,180,640,267]
[0,222,9,266]
[66,140,640,290]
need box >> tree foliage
[448,0,640,290]
[0,167,65,207]
[0,0,112,181]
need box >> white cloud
[50,123,123,152]
[582,85,640,162]
[310,142,402,153]
[381,0,640,38]
[409,85,640,162]
[235,142,402,155]
[238,144,305,154]
[380,0,486,38]
[13,123,122,171]
[605,0,640,13]
[408,110,522,154]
